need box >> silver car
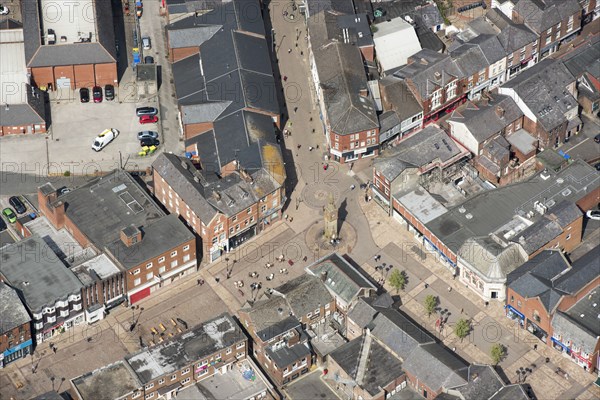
[137,131,159,140]
[136,106,158,117]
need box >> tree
[424,295,438,318]
[454,318,471,342]
[490,344,506,365]
[388,270,406,293]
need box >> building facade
[0,282,33,368]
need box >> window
[517,300,522,307]
[314,308,320,314]
[261,205,267,212]
[181,377,190,384]
[198,369,208,376]
[170,251,177,258]
[134,278,141,286]
[158,378,164,385]
[478,70,486,83]
[158,256,165,263]
[229,227,234,234]
[171,260,178,268]
[272,199,278,207]
[145,394,154,399]
[183,254,191,262]
[159,266,166,274]
[132,392,141,399]
[446,80,457,99]
[146,272,153,280]
[226,348,232,355]
[510,296,514,303]
[431,89,441,109]
[182,367,190,375]
[567,15,574,31]
[232,215,237,222]
[325,303,330,309]
[247,207,252,213]
[183,245,190,251]
[236,342,245,349]
[171,374,177,381]
[146,383,154,390]
[133,269,140,275]
[566,234,571,240]
[545,34,552,45]
[307,312,312,318]
[250,216,254,223]
[236,224,240,231]
[335,134,339,141]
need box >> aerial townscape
[0,0,600,399]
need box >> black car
[144,55,154,64]
[105,84,115,101]
[9,196,26,214]
[0,217,6,232]
[595,162,600,171]
[595,134,600,143]
[136,106,158,117]
[140,138,160,147]
[79,87,90,103]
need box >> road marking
[565,137,589,152]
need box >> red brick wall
[94,63,118,86]
[170,47,200,63]
[527,217,583,258]
[557,280,600,312]
[0,321,32,355]
[74,64,95,88]
[576,188,600,211]
[184,122,214,140]
[30,67,54,88]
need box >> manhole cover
[301,183,340,209]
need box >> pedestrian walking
[288,48,292,53]
[448,287,452,292]
[350,184,355,190]
[460,308,464,314]
[350,162,354,171]
[300,51,303,56]
[309,146,313,151]
[424,283,429,289]
[534,344,538,350]
[294,107,298,113]
[297,144,301,150]
[283,75,288,82]
[197,279,201,285]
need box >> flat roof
[0,235,83,313]
[71,254,122,286]
[308,323,347,357]
[563,286,600,336]
[71,361,141,400]
[0,28,28,104]
[126,313,245,384]
[397,186,449,224]
[194,359,269,400]
[25,216,88,265]
[40,0,97,44]
[506,128,537,155]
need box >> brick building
[506,246,600,371]
[37,170,197,305]
[560,35,600,116]
[0,282,33,368]
[21,0,117,90]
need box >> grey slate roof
[489,384,529,400]
[552,291,600,355]
[379,76,424,122]
[376,124,464,170]
[329,335,404,396]
[165,0,224,17]
[240,296,295,339]
[0,281,31,333]
[347,298,379,329]
[458,237,526,281]
[0,17,22,30]
[0,101,46,126]
[305,253,376,305]
[167,21,220,49]
[402,343,468,392]
[56,170,193,269]
[483,9,538,54]
[273,274,334,318]
[0,235,83,314]
[449,95,523,144]
[446,364,506,400]
[395,49,463,100]
[266,342,311,368]
[500,59,577,132]
[309,10,379,135]
[126,313,245,384]
[373,157,416,182]
[426,159,599,254]
[514,0,582,34]
[554,245,600,294]
[22,0,116,67]
[560,35,600,79]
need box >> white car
[586,210,600,220]
[92,128,119,151]
[0,6,9,15]
[142,36,151,50]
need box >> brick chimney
[37,183,65,229]
[120,225,142,247]
[495,106,505,118]
[320,271,328,282]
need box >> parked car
[105,84,115,101]
[144,55,154,64]
[595,134,600,144]
[140,138,160,147]
[142,36,151,50]
[92,86,103,103]
[9,196,26,214]
[0,216,6,231]
[596,162,600,171]
[136,106,158,117]
[2,207,17,223]
[139,115,158,124]
[137,131,159,140]
[586,210,600,220]
[0,5,9,15]
[92,128,119,151]
[80,87,90,103]
[58,186,71,196]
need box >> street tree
[454,318,471,342]
[490,343,506,365]
[424,294,438,318]
[388,270,406,293]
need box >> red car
[92,86,102,103]
[139,115,158,124]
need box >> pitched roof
[458,237,526,281]
[379,76,423,123]
[240,296,296,338]
[446,364,506,400]
[373,18,422,72]
[552,290,600,355]
[514,0,582,34]
[273,274,334,317]
[402,343,468,392]
[0,282,31,333]
[560,34,600,79]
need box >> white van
[92,128,119,151]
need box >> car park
[105,84,115,101]
[80,88,90,103]
[586,210,600,220]
[136,106,158,117]
[142,36,151,50]
[9,196,26,214]
[139,115,158,124]
[92,128,119,151]
[2,208,16,223]
[138,131,159,140]
[140,138,160,147]
[93,86,103,103]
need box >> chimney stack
[321,271,328,282]
[495,106,505,118]
[120,225,142,247]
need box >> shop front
[526,319,548,343]
[572,351,593,371]
[1,339,33,368]
[505,304,525,326]
[229,225,257,250]
[551,337,571,355]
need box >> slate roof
[376,124,464,171]
[483,9,538,54]
[500,59,577,132]
[402,343,468,392]
[379,76,423,123]
[450,34,506,73]
[309,9,379,135]
[0,101,46,127]
[458,237,526,281]
[552,288,600,354]
[266,342,311,368]
[21,0,116,67]
[165,0,224,17]
[560,35,600,79]
[0,17,22,30]
[125,313,245,384]
[273,274,334,318]
[0,282,31,333]
[329,335,404,396]
[305,253,376,305]
[395,49,463,101]
[446,364,506,400]
[514,0,582,34]
[489,384,529,400]
[347,298,379,329]
[449,95,523,144]
[0,235,83,314]
[240,296,296,341]
[426,160,599,254]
